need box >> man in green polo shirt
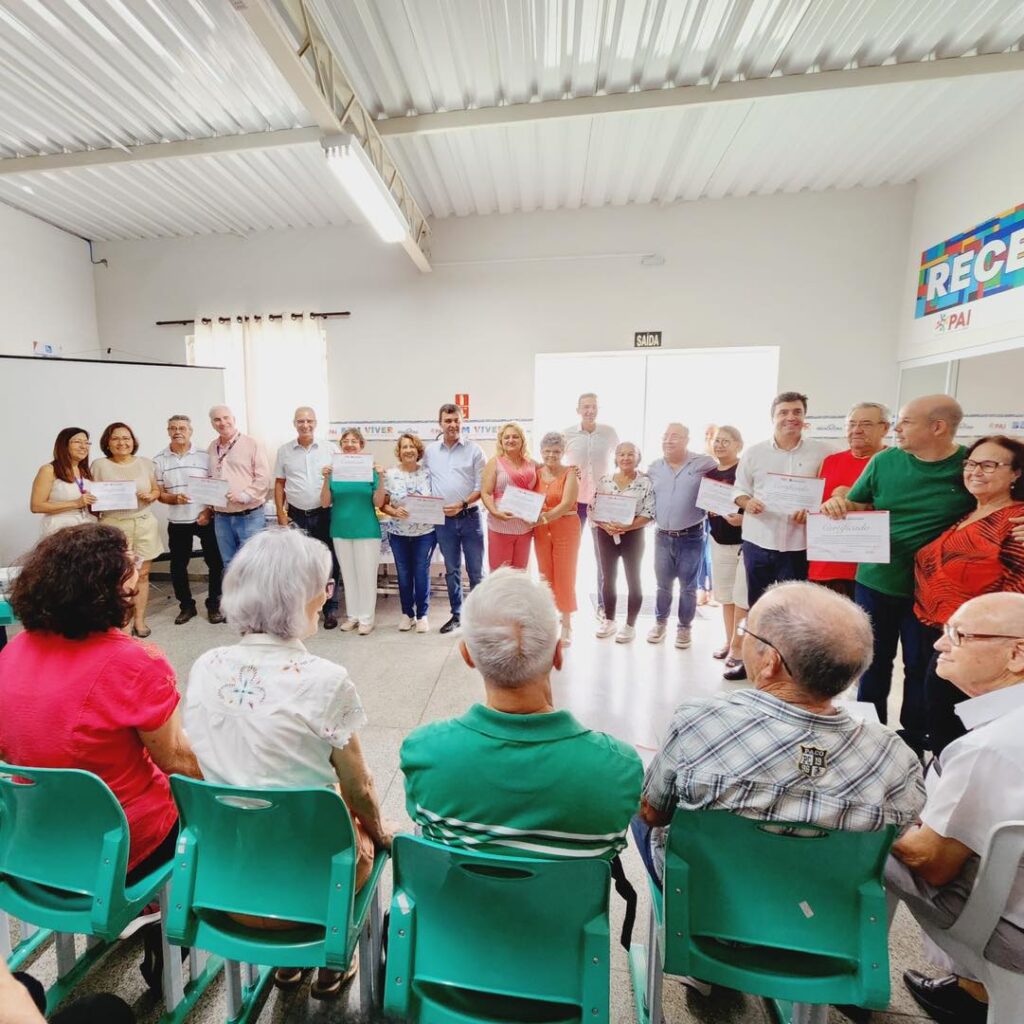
[821,394,973,754]
[400,568,642,859]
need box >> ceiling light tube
[321,133,409,244]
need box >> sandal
[712,645,730,660]
[724,657,743,669]
[131,625,152,639]
[272,967,309,991]
[310,952,358,1001]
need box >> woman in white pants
[322,428,386,634]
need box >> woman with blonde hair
[480,422,538,570]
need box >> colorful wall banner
[916,201,1024,319]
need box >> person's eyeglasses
[848,420,884,429]
[943,622,1024,647]
[325,580,336,599]
[963,459,1012,475]
[737,622,791,674]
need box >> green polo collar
[457,703,590,742]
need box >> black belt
[217,506,260,517]
[447,505,479,519]
[658,523,704,537]
[288,504,329,516]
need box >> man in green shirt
[821,395,973,754]
[400,568,642,859]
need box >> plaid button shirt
[642,689,926,877]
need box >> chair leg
[359,884,383,1011]
[791,1003,828,1024]
[645,908,663,1024]
[54,932,76,978]
[159,885,185,1011]
[224,959,243,1018]
[0,911,11,959]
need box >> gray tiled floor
[9,568,938,1023]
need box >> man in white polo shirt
[154,414,225,625]
[273,406,340,629]
[888,593,1024,1024]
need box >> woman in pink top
[480,422,539,570]
[0,523,201,884]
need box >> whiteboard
[0,356,224,565]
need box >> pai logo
[934,309,972,333]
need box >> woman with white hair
[532,431,581,645]
[184,527,391,1000]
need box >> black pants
[925,651,968,756]
[288,505,341,613]
[126,822,179,887]
[596,528,645,626]
[167,520,223,611]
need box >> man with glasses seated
[889,593,1024,1024]
[633,580,925,892]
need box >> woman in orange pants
[533,431,581,646]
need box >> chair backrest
[386,835,610,1014]
[169,776,358,927]
[664,810,894,967]
[0,763,130,898]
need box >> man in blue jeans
[645,423,716,649]
[423,404,486,634]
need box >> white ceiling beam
[0,127,322,176]
[377,49,1024,137]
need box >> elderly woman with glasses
[914,434,1024,754]
[184,527,392,999]
[532,431,581,645]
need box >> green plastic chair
[383,834,612,1023]
[628,809,895,1024]
[0,763,219,1019]
[164,775,389,1023]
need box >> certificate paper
[592,491,638,526]
[89,481,138,512]
[806,511,890,564]
[401,495,445,526]
[186,476,229,507]
[498,485,544,523]
[332,453,374,482]
[761,473,826,514]
[695,477,738,517]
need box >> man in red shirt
[808,402,890,598]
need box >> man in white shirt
[273,406,340,629]
[888,593,1024,1024]
[564,393,618,620]
[153,415,225,625]
[732,391,830,615]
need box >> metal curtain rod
[155,311,351,326]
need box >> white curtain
[189,314,329,450]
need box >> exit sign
[634,331,662,348]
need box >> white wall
[0,203,99,358]
[94,185,913,424]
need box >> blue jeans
[577,503,605,613]
[855,583,932,753]
[214,509,265,567]
[390,532,436,619]
[630,816,662,886]
[741,540,808,609]
[654,528,704,628]
[434,508,484,617]
[288,505,340,614]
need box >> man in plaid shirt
[633,581,926,885]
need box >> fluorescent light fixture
[321,133,408,244]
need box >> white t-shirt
[922,681,1024,929]
[184,634,367,788]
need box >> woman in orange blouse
[915,434,1024,753]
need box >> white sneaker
[595,620,616,639]
[675,626,693,649]
[415,617,429,633]
[615,624,636,644]
[357,622,374,636]
[647,622,667,644]
[340,618,358,632]
[398,615,414,632]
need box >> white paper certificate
[806,511,890,564]
[331,453,374,482]
[185,476,230,507]
[498,485,544,523]
[89,481,139,512]
[695,477,738,516]
[401,495,445,526]
[760,473,826,514]
[592,491,638,526]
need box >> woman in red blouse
[915,434,1024,753]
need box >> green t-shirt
[329,472,381,539]
[400,704,642,860]
[847,445,973,598]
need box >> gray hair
[849,402,890,424]
[462,568,559,688]
[577,392,597,406]
[715,424,743,446]
[167,414,191,425]
[539,431,566,451]
[221,527,330,640]
[752,581,873,699]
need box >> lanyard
[216,435,239,469]
[74,476,86,494]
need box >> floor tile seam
[413,639,462,726]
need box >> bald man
[888,593,1024,1023]
[821,395,974,755]
[634,581,925,886]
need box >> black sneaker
[439,615,461,635]
[207,608,226,624]
[174,606,197,625]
